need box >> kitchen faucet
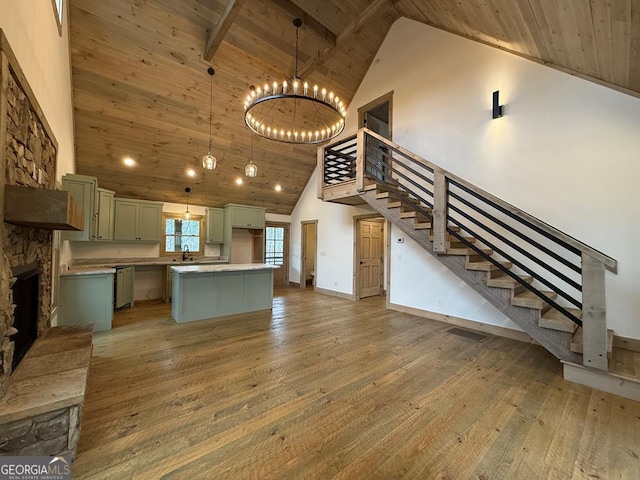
[182,245,190,261]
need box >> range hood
[3,185,84,231]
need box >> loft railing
[321,134,357,185]
[319,128,617,370]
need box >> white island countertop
[171,263,278,274]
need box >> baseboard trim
[314,286,355,301]
[562,361,640,401]
[388,302,535,344]
[613,335,640,353]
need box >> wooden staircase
[318,128,639,400]
[361,184,583,363]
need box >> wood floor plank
[73,288,640,479]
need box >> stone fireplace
[0,36,56,401]
[1,30,91,458]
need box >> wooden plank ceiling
[69,0,639,215]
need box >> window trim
[51,0,63,36]
[161,213,204,257]
[264,224,286,266]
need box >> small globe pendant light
[245,132,258,178]
[202,67,217,170]
[183,187,191,219]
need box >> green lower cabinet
[115,267,135,308]
[58,273,114,332]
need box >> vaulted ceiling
[69,0,639,215]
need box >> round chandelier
[243,18,347,145]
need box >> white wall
[292,18,640,338]
[290,170,374,295]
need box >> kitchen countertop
[171,263,279,274]
[71,257,229,268]
[61,267,117,276]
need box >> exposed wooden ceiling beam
[298,0,391,79]
[269,0,337,48]
[203,0,246,62]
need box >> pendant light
[202,67,217,170]
[245,132,258,178]
[184,187,191,219]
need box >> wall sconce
[492,90,503,119]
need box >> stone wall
[0,406,80,456]
[0,64,57,398]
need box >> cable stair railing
[318,128,618,370]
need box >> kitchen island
[171,263,278,323]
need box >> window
[265,226,285,266]
[163,214,203,255]
[51,0,63,36]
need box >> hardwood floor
[75,288,640,479]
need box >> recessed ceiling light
[275,184,282,192]
[235,178,244,185]
[123,157,135,167]
[186,169,196,177]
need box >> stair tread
[514,290,558,301]
[543,308,582,321]
[511,290,558,311]
[414,223,431,230]
[539,308,580,333]
[465,260,512,271]
[571,327,614,354]
[376,191,408,199]
[400,210,430,218]
[486,274,533,288]
[447,248,493,256]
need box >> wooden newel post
[432,171,448,253]
[581,253,608,371]
[356,129,365,192]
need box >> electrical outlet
[437,299,443,307]
[334,281,338,287]
[397,254,402,261]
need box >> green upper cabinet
[225,204,266,228]
[113,198,163,241]
[248,208,265,229]
[138,203,163,241]
[61,174,97,241]
[206,208,224,243]
[96,188,115,240]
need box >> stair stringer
[361,189,582,363]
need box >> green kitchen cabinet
[225,204,265,229]
[206,208,224,243]
[113,198,163,241]
[58,272,114,332]
[115,266,135,308]
[61,174,97,241]
[96,188,115,240]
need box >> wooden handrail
[359,128,618,273]
[324,133,357,151]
